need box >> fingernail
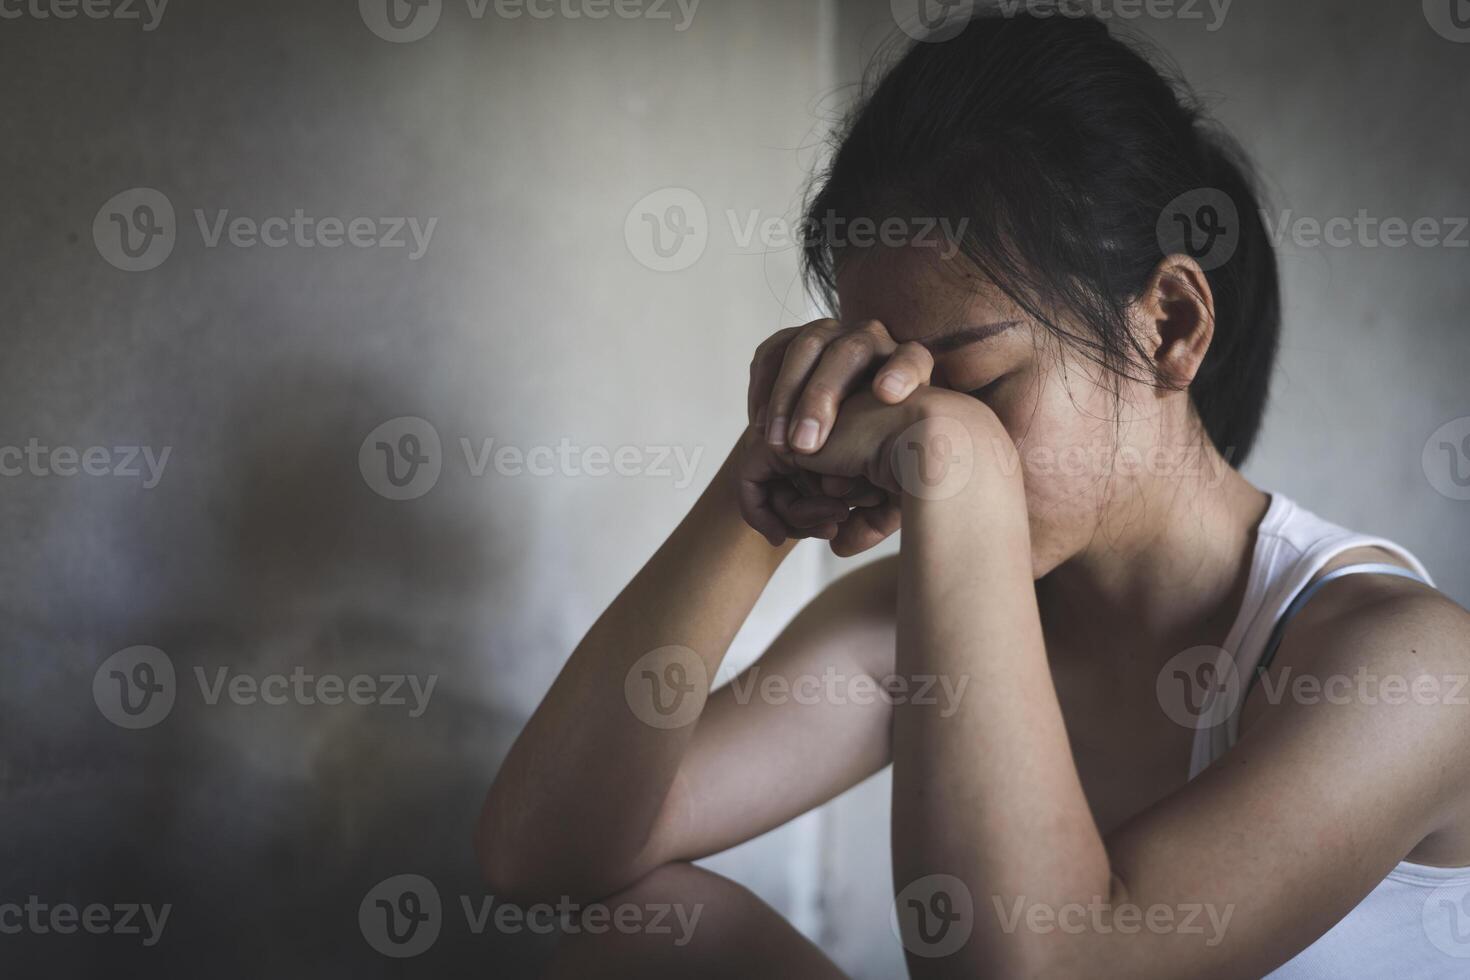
[792,419,819,451]
[877,373,908,399]
[766,415,787,446]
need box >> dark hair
[801,9,1280,464]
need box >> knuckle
[895,341,934,367]
[754,327,798,360]
[792,333,830,360]
[799,381,841,412]
[831,332,875,362]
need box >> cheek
[989,363,1121,566]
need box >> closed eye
[965,376,1005,400]
[920,320,1021,356]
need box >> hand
[732,423,855,548]
[796,387,1020,509]
[749,318,935,454]
[741,318,936,555]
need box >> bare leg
[543,863,848,979]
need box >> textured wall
[1,1,1465,977]
[1,0,844,974]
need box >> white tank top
[1187,493,1470,977]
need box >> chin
[1025,535,1071,581]
[1016,486,1107,581]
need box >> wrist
[885,388,1024,510]
[708,436,797,564]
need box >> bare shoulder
[1247,546,1470,788]
[1285,545,1469,652]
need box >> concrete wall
[0,1,1464,976]
[1,0,842,973]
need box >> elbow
[473,821,519,898]
[473,795,535,901]
[473,809,639,908]
[473,811,556,906]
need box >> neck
[1039,442,1269,651]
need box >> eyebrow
[917,319,1020,355]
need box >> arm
[480,316,932,904]
[887,391,1470,979]
[476,439,897,905]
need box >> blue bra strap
[1246,563,1426,701]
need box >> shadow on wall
[1,363,543,977]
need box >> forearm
[478,441,791,901]
[889,407,1111,977]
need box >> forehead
[833,245,1012,344]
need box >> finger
[748,326,802,426]
[828,501,902,557]
[771,482,851,529]
[788,321,897,454]
[872,341,935,403]
[823,474,883,507]
[735,475,791,547]
[789,468,822,498]
[820,474,857,498]
[763,319,842,449]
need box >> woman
[477,11,1470,978]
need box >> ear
[1136,255,1216,392]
